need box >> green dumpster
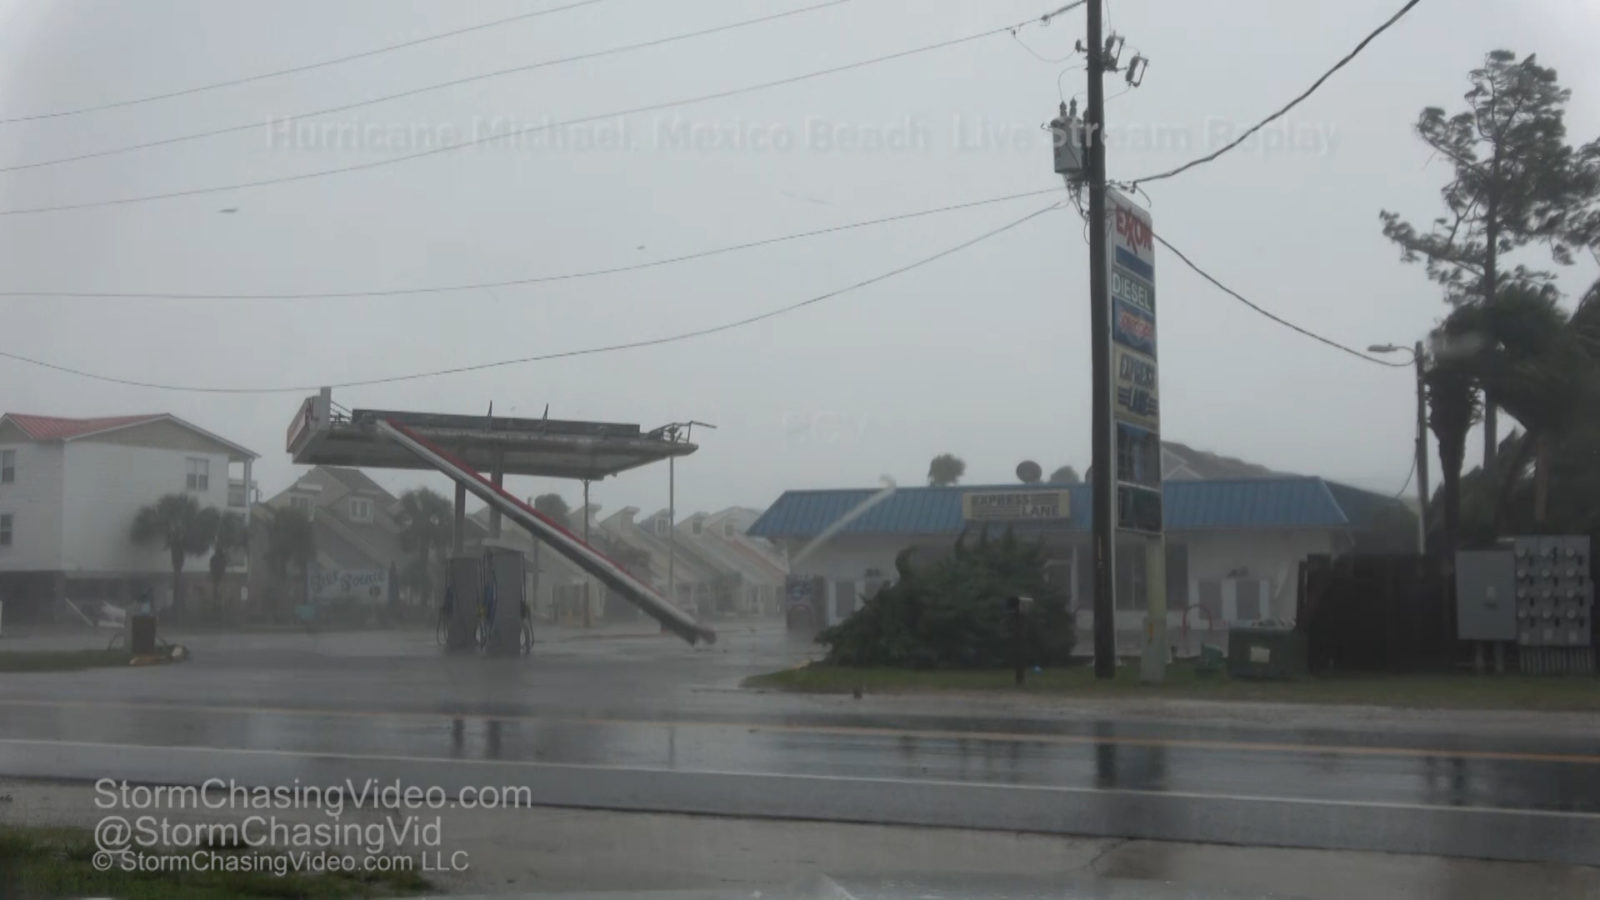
[1226,626,1307,680]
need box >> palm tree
[927,453,966,486]
[263,508,317,619]
[1445,286,1595,526]
[1048,465,1080,484]
[396,487,453,605]
[130,493,218,621]
[207,511,248,609]
[532,494,570,527]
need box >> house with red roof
[0,412,257,623]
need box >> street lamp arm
[1367,343,1419,360]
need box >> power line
[0,0,850,174]
[1128,0,1423,187]
[1065,196,1397,366]
[1011,31,1075,65]
[0,188,1059,299]
[1154,229,1411,367]
[0,0,605,126]
[0,204,1060,393]
[0,6,1071,217]
[1393,455,1417,498]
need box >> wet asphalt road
[2,623,1598,864]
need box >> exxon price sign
[1105,188,1162,534]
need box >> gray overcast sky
[2,0,1597,518]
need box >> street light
[1370,341,1429,555]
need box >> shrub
[817,528,1075,668]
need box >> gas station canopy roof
[288,402,696,481]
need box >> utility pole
[660,420,713,618]
[1414,340,1430,554]
[1085,0,1116,680]
[1371,340,1432,555]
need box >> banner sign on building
[307,567,389,605]
[961,490,1072,522]
[1105,189,1162,535]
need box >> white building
[676,508,789,615]
[749,476,1413,648]
[0,412,257,621]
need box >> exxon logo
[1114,206,1153,256]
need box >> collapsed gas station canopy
[287,390,697,481]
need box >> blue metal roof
[747,478,1381,539]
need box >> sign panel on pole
[1113,346,1160,431]
[1103,188,1166,681]
[1104,189,1161,535]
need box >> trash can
[128,613,157,655]
[1226,625,1306,680]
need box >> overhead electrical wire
[0,187,1060,299]
[1154,230,1412,368]
[1127,0,1423,187]
[0,0,606,125]
[0,0,851,174]
[0,3,1079,216]
[0,204,1061,393]
[1392,455,1417,498]
[1065,196,1406,367]
[1010,30,1075,65]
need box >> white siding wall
[788,535,949,626]
[0,441,64,571]
[1178,529,1337,621]
[788,535,933,584]
[60,442,231,574]
[794,529,1339,630]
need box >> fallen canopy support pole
[375,419,715,646]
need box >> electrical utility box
[1050,106,1086,182]
[1455,550,1518,641]
[1512,535,1593,648]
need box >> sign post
[1105,188,1165,682]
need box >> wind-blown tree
[1446,277,1600,538]
[532,494,571,527]
[1459,286,1594,525]
[206,511,248,609]
[1048,465,1080,484]
[396,487,453,605]
[927,454,966,487]
[263,508,316,618]
[1535,380,1600,536]
[130,493,218,621]
[1423,282,1598,539]
[1381,50,1600,470]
